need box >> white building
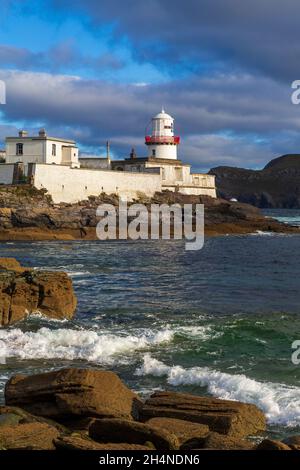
[0,110,216,202]
[5,129,79,168]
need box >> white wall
[32,164,162,203]
[6,140,45,164]
[0,164,15,184]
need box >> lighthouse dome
[153,109,173,120]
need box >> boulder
[0,422,60,450]
[55,435,152,451]
[198,431,254,450]
[0,405,68,433]
[140,391,266,437]
[89,418,179,450]
[0,258,77,325]
[0,412,22,427]
[256,439,291,451]
[145,417,209,446]
[282,435,300,448]
[5,368,142,422]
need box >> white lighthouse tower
[145,108,180,160]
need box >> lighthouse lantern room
[145,108,180,160]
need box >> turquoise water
[0,220,300,439]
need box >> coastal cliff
[0,258,77,326]
[0,185,296,240]
[210,154,300,208]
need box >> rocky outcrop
[89,418,179,450]
[0,258,77,326]
[256,439,292,451]
[140,391,266,438]
[5,368,143,422]
[0,422,60,450]
[145,417,209,446]
[1,367,300,450]
[0,185,297,240]
[54,435,151,451]
[210,154,300,208]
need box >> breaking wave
[0,327,174,365]
[136,354,300,427]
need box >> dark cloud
[0,42,124,73]
[50,0,300,82]
[0,69,299,171]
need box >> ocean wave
[0,327,174,365]
[136,354,300,427]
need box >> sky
[0,0,300,171]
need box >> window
[52,144,56,156]
[16,143,23,156]
[152,149,156,157]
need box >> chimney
[18,130,28,138]
[39,128,47,137]
[106,141,111,162]
[130,148,137,159]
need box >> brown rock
[146,417,209,446]
[54,434,151,451]
[5,368,142,422]
[0,405,68,433]
[140,391,266,438]
[0,258,77,326]
[0,258,24,272]
[282,435,300,447]
[89,418,179,450]
[256,439,291,451]
[199,431,254,450]
[0,422,60,450]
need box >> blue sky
[0,0,300,171]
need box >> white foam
[136,354,300,427]
[0,327,174,366]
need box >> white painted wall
[6,138,79,166]
[32,164,162,203]
[0,164,15,184]
[6,140,45,164]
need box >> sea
[1,208,300,440]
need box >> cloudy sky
[0,0,300,171]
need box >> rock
[5,368,142,422]
[256,439,291,451]
[145,417,209,446]
[0,258,77,325]
[0,422,60,450]
[0,258,23,272]
[89,418,179,450]
[55,435,152,450]
[140,391,266,438]
[0,413,22,427]
[0,405,68,433]
[196,431,254,450]
[282,435,300,447]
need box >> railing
[145,135,180,144]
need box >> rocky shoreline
[0,185,298,240]
[0,367,297,451]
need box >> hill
[209,154,300,208]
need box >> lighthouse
[145,108,180,160]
